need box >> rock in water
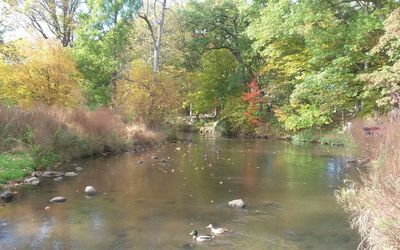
[25,177,40,185]
[75,167,83,171]
[228,199,246,208]
[85,186,97,195]
[65,172,78,177]
[54,172,65,177]
[1,191,13,202]
[49,197,67,203]
[41,171,54,177]
[54,177,63,182]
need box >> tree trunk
[110,71,118,110]
[153,0,167,73]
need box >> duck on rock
[189,230,214,241]
[207,224,231,235]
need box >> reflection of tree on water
[0,139,358,249]
[242,161,258,194]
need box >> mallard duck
[189,230,214,241]
[207,224,231,235]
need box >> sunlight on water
[0,136,358,249]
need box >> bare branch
[138,13,156,46]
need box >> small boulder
[54,172,65,177]
[54,177,63,182]
[41,171,55,177]
[31,180,40,185]
[228,199,246,208]
[151,156,158,160]
[49,196,67,203]
[75,167,83,171]
[84,186,97,195]
[64,172,78,177]
[25,177,40,185]
[1,191,13,202]
[137,160,144,164]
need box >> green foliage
[73,0,141,107]
[360,8,400,111]
[181,0,253,77]
[291,130,318,144]
[192,49,240,114]
[29,144,61,170]
[219,95,254,136]
[248,1,400,131]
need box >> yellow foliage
[116,60,180,127]
[0,39,83,106]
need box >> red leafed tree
[242,78,262,126]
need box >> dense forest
[1,1,400,248]
[1,0,399,135]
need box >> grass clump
[0,153,35,183]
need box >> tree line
[0,0,399,134]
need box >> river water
[0,136,358,249]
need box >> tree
[360,8,400,111]
[5,0,83,47]
[247,0,399,131]
[192,49,239,115]
[116,60,180,127]
[181,0,253,79]
[0,40,83,106]
[138,0,168,73]
[73,0,141,107]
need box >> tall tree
[181,0,253,79]
[138,0,168,73]
[5,0,82,47]
[73,0,141,107]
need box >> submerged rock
[1,191,13,202]
[54,177,63,182]
[228,199,246,208]
[49,196,67,203]
[65,172,78,177]
[75,167,83,171]
[85,186,97,195]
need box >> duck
[207,224,231,235]
[189,230,214,241]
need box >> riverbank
[194,119,354,147]
[336,118,400,249]
[0,105,161,186]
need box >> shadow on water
[0,135,358,249]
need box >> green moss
[0,153,35,183]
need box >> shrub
[116,60,180,128]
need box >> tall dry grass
[336,117,400,249]
[0,104,160,161]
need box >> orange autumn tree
[242,78,262,126]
